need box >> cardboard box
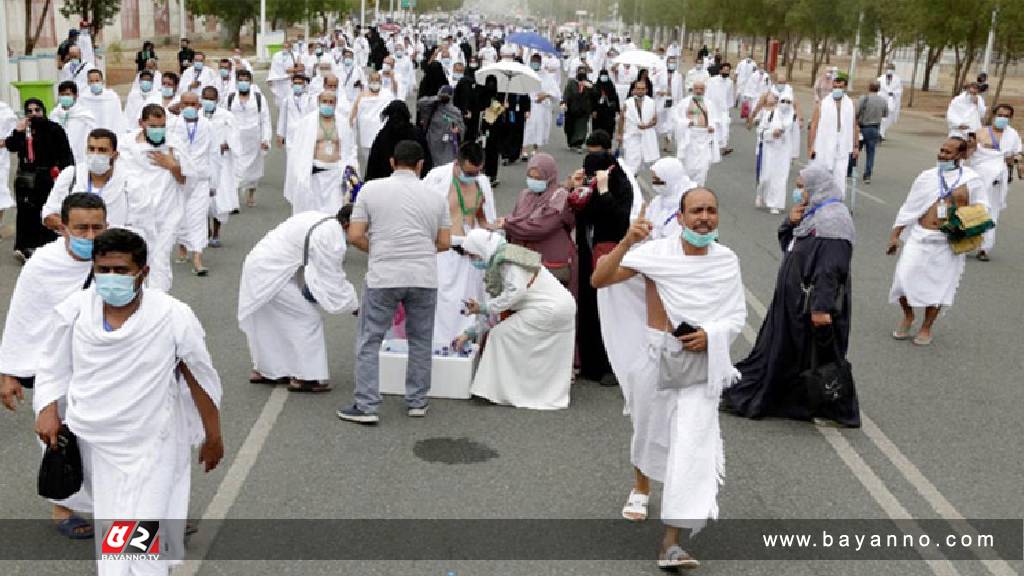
[378,339,480,400]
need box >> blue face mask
[457,172,477,184]
[831,88,844,100]
[145,126,166,145]
[682,227,719,248]
[94,273,139,307]
[58,95,75,109]
[202,99,217,113]
[182,106,199,120]
[293,84,305,95]
[68,235,93,260]
[89,83,104,95]
[237,80,251,92]
[471,259,489,270]
[219,68,230,79]
[994,117,1010,130]
[160,86,175,98]
[526,177,548,193]
[140,80,153,92]
[320,104,335,117]
[193,61,204,71]
[937,159,957,172]
[792,188,805,205]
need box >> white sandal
[658,544,700,570]
[621,490,649,522]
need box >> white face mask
[87,153,112,175]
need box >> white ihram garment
[889,167,987,307]
[813,95,856,196]
[620,240,746,531]
[238,212,358,381]
[970,126,1021,252]
[226,90,272,190]
[0,102,16,209]
[673,96,721,185]
[78,89,125,134]
[284,111,349,215]
[424,163,497,344]
[621,96,659,172]
[169,116,213,253]
[471,266,576,410]
[204,107,240,223]
[119,132,186,291]
[34,288,222,576]
[50,105,97,165]
[754,107,794,210]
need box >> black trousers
[14,175,57,254]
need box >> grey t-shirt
[856,94,889,126]
[352,169,451,289]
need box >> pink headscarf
[519,153,568,215]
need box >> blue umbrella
[507,32,556,55]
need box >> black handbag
[14,166,38,191]
[799,328,854,411]
[38,424,84,500]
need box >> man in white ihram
[239,206,358,392]
[808,72,859,197]
[887,137,987,346]
[1,193,107,540]
[673,81,721,186]
[877,63,902,139]
[34,228,224,576]
[592,186,746,571]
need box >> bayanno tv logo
[100,521,161,560]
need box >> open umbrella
[506,32,557,55]
[613,49,664,70]
[474,61,542,94]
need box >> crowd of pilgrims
[0,15,1020,574]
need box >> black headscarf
[595,69,617,99]
[418,61,449,99]
[24,97,47,116]
[366,101,418,182]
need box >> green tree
[59,0,121,37]
[991,0,1024,106]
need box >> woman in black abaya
[723,164,860,427]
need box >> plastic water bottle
[556,110,565,127]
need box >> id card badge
[665,98,673,108]
[324,141,334,155]
[442,133,450,142]
[936,201,947,220]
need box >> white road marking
[175,386,290,576]
[742,286,1011,576]
[857,189,888,205]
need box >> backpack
[227,91,262,113]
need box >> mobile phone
[672,321,699,337]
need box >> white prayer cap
[463,229,506,261]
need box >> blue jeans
[859,124,881,178]
[352,285,437,413]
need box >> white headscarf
[462,229,506,262]
[649,157,696,236]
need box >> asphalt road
[0,74,1020,576]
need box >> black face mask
[439,96,451,104]
[583,151,615,177]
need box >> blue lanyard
[664,211,678,226]
[937,167,963,199]
[186,121,198,144]
[86,174,103,195]
[988,126,1000,151]
[802,198,842,220]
